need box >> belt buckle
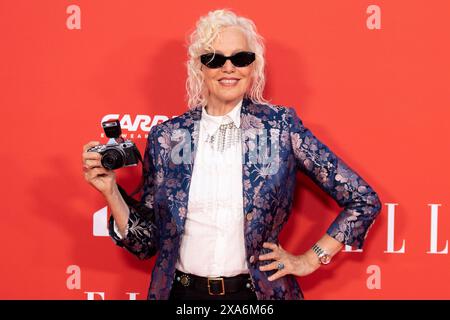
[207,277,225,295]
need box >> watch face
[320,254,331,265]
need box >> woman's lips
[218,78,240,86]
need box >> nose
[221,59,235,73]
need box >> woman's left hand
[258,242,321,281]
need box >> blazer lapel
[240,98,269,226]
[170,106,201,235]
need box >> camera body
[88,120,140,170]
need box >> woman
[82,9,381,300]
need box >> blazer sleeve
[107,126,160,259]
[287,107,382,249]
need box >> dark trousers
[169,273,258,301]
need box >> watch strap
[312,243,331,264]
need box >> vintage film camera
[88,119,141,170]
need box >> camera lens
[101,149,124,170]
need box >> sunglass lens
[200,53,226,68]
[231,52,255,67]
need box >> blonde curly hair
[185,9,269,109]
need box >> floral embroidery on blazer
[108,97,382,300]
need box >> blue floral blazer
[108,97,382,300]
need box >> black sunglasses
[200,51,256,68]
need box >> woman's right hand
[82,141,117,197]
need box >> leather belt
[174,269,254,295]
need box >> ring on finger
[277,262,285,270]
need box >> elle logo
[344,203,448,254]
[84,292,140,300]
[93,207,108,237]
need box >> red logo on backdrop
[99,114,176,139]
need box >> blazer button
[249,255,256,263]
[246,213,253,221]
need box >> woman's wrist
[103,183,120,202]
[303,249,322,269]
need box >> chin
[218,96,242,104]
[218,91,245,101]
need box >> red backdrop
[1,0,449,299]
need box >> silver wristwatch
[312,243,332,265]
